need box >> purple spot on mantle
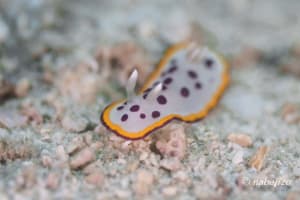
[117,106,124,111]
[140,113,146,119]
[157,95,167,105]
[205,58,214,68]
[121,114,128,122]
[180,87,190,97]
[187,70,198,79]
[168,66,178,73]
[164,77,173,85]
[144,88,152,94]
[195,82,202,89]
[152,111,160,118]
[130,105,140,112]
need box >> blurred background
[0,0,300,199]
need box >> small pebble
[281,103,300,124]
[20,105,43,124]
[66,136,86,155]
[85,171,104,187]
[227,133,253,147]
[82,162,100,175]
[286,191,300,200]
[16,165,37,189]
[56,145,68,162]
[126,161,139,173]
[41,155,53,168]
[115,189,131,199]
[133,169,154,196]
[249,146,269,171]
[46,173,59,190]
[90,141,103,151]
[15,79,31,98]
[162,186,177,197]
[0,80,15,102]
[282,59,300,77]
[139,152,149,161]
[42,70,55,84]
[69,148,95,170]
[160,158,182,171]
[173,171,189,184]
[83,133,93,145]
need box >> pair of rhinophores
[101,42,230,140]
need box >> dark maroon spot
[164,77,173,85]
[140,113,146,119]
[157,95,167,105]
[180,87,190,97]
[168,66,178,73]
[143,94,148,99]
[117,106,124,111]
[121,114,128,121]
[130,105,140,112]
[195,82,202,89]
[162,85,168,91]
[205,58,214,68]
[187,70,198,79]
[124,101,128,105]
[144,88,152,94]
[152,111,160,118]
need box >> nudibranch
[101,42,230,140]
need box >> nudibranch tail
[101,42,230,140]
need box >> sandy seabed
[0,0,300,199]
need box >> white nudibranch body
[101,43,230,139]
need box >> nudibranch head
[101,43,230,140]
